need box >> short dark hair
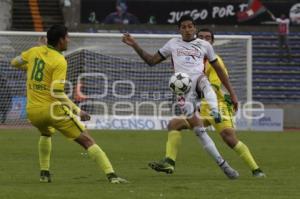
[198,28,215,42]
[177,15,196,28]
[47,25,68,47]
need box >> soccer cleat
[148,157,175,174]
[40,170,51,183]
[211,111,222,123]
[219,161,239,179]
[106,173,128,184]
[252,168,266,178]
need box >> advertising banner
[81,0,300,25]
[235,108,284,131]
[85,115,170,130]
[85,109,283,131]
[7,96,27,121]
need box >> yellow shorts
[27,104,85,139]
[200,100,234,133]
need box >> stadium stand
[251,32,300,103]
[12,0,63,31]
[0,0,12,30]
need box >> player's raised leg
[197,75,221,123]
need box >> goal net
[0,32,252,127]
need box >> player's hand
[79,110,91,121]
[230,94,239,112]
[122,33,136,47]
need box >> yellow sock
[165,130,182,161]
[39,136,52,171]
[234,141,259,171]
[87,144,114,174]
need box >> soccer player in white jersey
[147,28,265,178]
[122,15,239,179]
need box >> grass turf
[0,129,299,199]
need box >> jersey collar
[182,38,196,42]
[47,45,62,54]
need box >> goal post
[0,31,252,128]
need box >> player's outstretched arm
[122,33,163,66]
[211,60,238,111]
[10,56,27,70]
[11,37,47,70]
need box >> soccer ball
[169,72,192,95]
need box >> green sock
[87,144,114,174]
[165,130,182,161]
[39,136,52,171]
[234,141,259,171]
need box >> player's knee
[167,119,178,131]
[186,114,202,128]
[197,75,209,89]
[167,119,188,131]
[75,132,95,149]
[196,75,212,97]
[41,134,51,137]
[220,128,238,148]
[194,126,206,137]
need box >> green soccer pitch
[0,129,299,199]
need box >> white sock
[194,126,224,165]
[198,76,218,113]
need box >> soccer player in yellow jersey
[10,25,127,184]
[149,28,266,178]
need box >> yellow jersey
[201,55,234,131]
[204,54,229,101]
[17,45,79,113]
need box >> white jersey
[159,37,218,116]
[158,37,217,79]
